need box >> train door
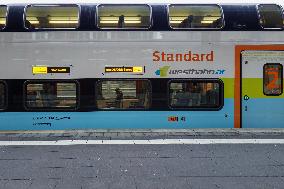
[241,50,284,128]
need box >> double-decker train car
[0,0,283,130]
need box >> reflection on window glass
[0,82,6,109]
[96,80,151,109]
[97,5,151,28]
[26,82,77,109]
[258,4,283,29]
[169,5,223,29]
[25,5,79,29]
[0,6,7,29]
[169,80,221,108]
[264,64,283,95]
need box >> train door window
[97,5,151,29]
[258,4,283,29]
[25,81,78,110]
[263,64,283,95]
[169,80,223,109]
[0,5,7,29]
[168,5,224,29]
[96,80,151,109]
[0,81,6,110]
[25,5,79,29]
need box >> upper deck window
[258,4,283,29]
[97,5,151,29]
[25,5,79,29]
[169,5,223,29]
[0,6,7,29]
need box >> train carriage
[0,0,283,130]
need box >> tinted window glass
[26,81,77,109]
[0,82,6,109]
[258,4,283,29]
[97,5,151,29]
[96,80,151,109]
[0,6,7,29]
[25,5,79,29]
[263,64,283,95]
[169,5,223,29]
[169,80,222,109]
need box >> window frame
[167,79,224,110]
[257,4,284,30]
[95,79,152,110]
[263,63,283,96]
[96,4,153,30]
[23,4,81,30]
[0,80,7,111]
[23,80,80,111]
[0,5,8,30]
[167,4,225,30]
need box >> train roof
[1,0,284,6]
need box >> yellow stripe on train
[242,78,284,98]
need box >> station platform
[0,129,284,189]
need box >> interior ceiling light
[49,20,78,24]
[201,20,214,24]
[100,16,141,24]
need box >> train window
[169,80,223,109]
[0,81,6,110]
[96,80,151,109]
[97,5,151,29]
[263,64,283,96]
[258,4,283,29]
[25,81,78,110]
[168,5,223,29]
[25,5,79,29]
[0,6,7,29]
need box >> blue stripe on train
[0,99,233,130]
[242,98,284,128]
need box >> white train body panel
[0,31,284,79]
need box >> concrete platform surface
[0,128,284,141]
[0,129,283,189]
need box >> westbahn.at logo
[155,67,225,77]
